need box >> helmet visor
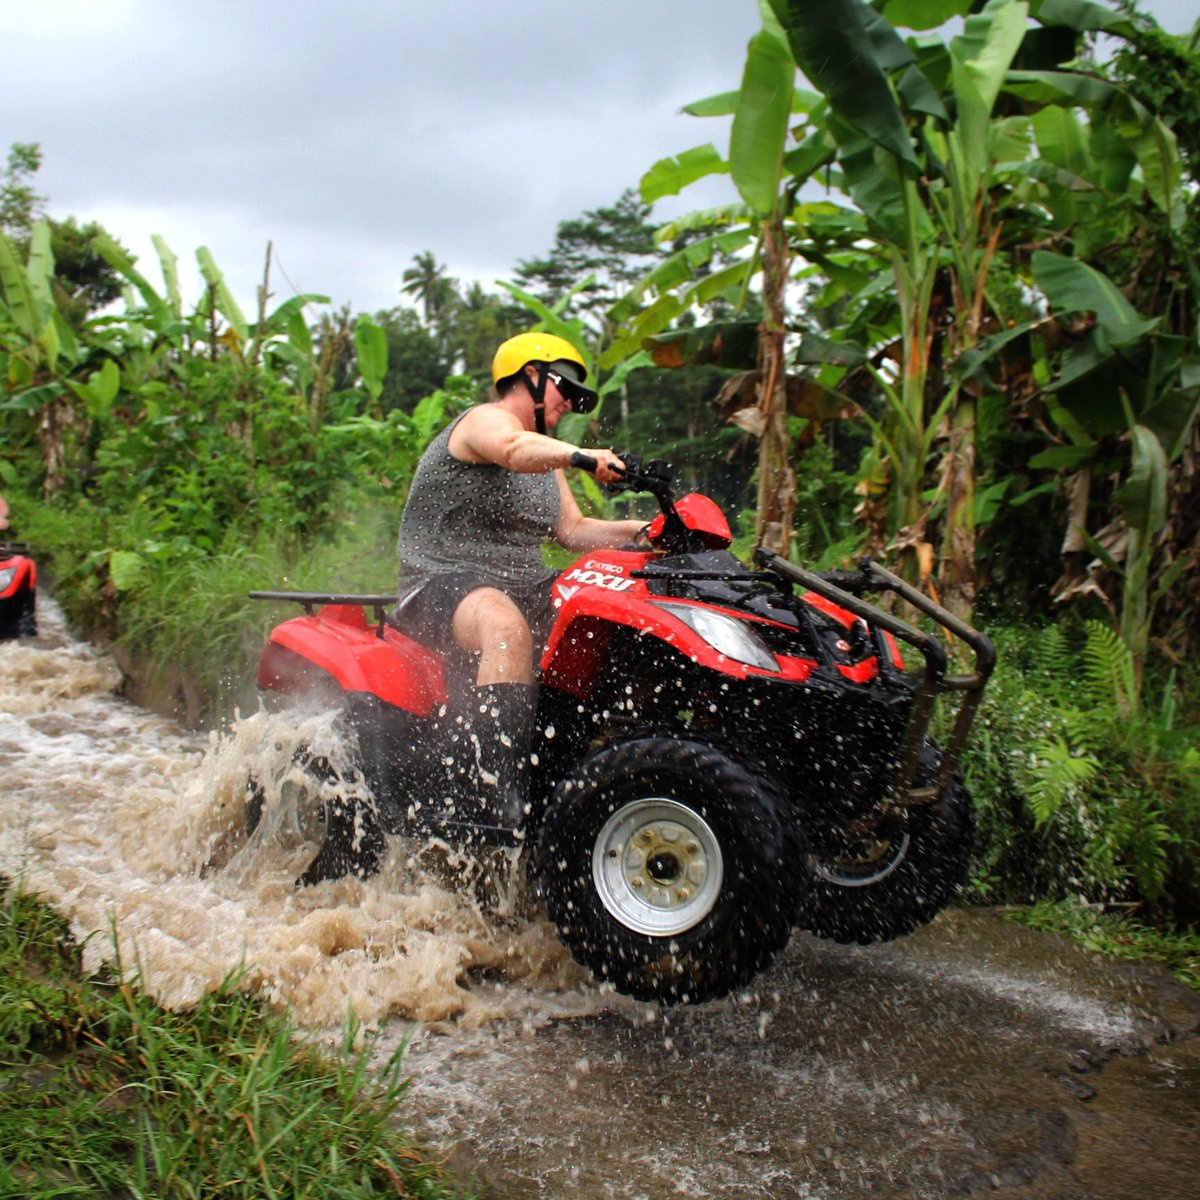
[546,359,598,414]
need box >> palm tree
[400,251,456,327]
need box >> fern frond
[1025,736,1101,826]
[1037,625,1076,702]
[1059,707,1103,755]
[1081,619,1136,716]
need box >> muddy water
[3,599,1198,1200]
[0,597,614,1027]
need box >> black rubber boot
[467,682,536,841]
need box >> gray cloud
[2,0,1193,316]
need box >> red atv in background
[0,542,37,639]
[247,454,994,1005]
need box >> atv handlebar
[570,450,692,552]
[569,450,676,500]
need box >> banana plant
[0,220,90,493]
[770,0,1040,606]
[1028,250,1198,694]
[604,0,842,556]
[354,312,387,414]
[610,0,1187,615]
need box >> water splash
[0,596,625,1029]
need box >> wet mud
[2,598,1197,1199]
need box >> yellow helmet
[492,331,586,384]
[491,332,598,416]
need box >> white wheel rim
[592,797,724,936]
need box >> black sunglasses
[545,369,598,414]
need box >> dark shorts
[395,570,557,650]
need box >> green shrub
[965,622,1200,925]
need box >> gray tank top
[396,413,561,591]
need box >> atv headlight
[0,566,15,592]
[652,602,780,673]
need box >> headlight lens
[0,567,15,591]
[652,602,780,673]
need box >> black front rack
[755,550,996,817]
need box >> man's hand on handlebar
[568,448,626,486]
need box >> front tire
[536,737,800,1005]
[796,743,973,944]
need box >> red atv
[0,542,37,639]
[247,454,994,1004]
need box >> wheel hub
[593,798,724,937]
[808,830,910,888]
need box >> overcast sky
[3,0,1194,319]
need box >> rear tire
[536,737,800,1005]
[796,743,972,944]
[245,745,386,886]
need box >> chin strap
[523,363,550,436]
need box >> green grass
[16,490,404,725]
[1000,897,1200,993]
[0,877,476,1199]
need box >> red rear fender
[258,608,445,716]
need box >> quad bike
[0,542,37,639]
[247,453,994,1004]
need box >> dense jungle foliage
[1,0,1197,942]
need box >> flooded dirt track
[3,598,1198,1200]
[397,914,1200,1200]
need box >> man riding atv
[394,332,644,836]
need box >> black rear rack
[249,590,398,633]
[755,550,996,815]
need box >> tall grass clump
[15,486,404,722]
[0,878,474,1199]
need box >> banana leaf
[92,232,172,326]
[196,246,249,338]
[152,234,183,319]
[0,231,39,341]
[730,29,795,214]
[769,0,920,169]
[354,313,388,403]
[642,321,760,370]
[640,144,729,204]
[1114,424,1168,535]
[1032,251,1157,347]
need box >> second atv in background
[0,542,37,639]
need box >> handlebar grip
[569,451,598,472]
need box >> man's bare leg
[451,587,535,685]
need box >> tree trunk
[938,395,977,620]
[754,216,794,558]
